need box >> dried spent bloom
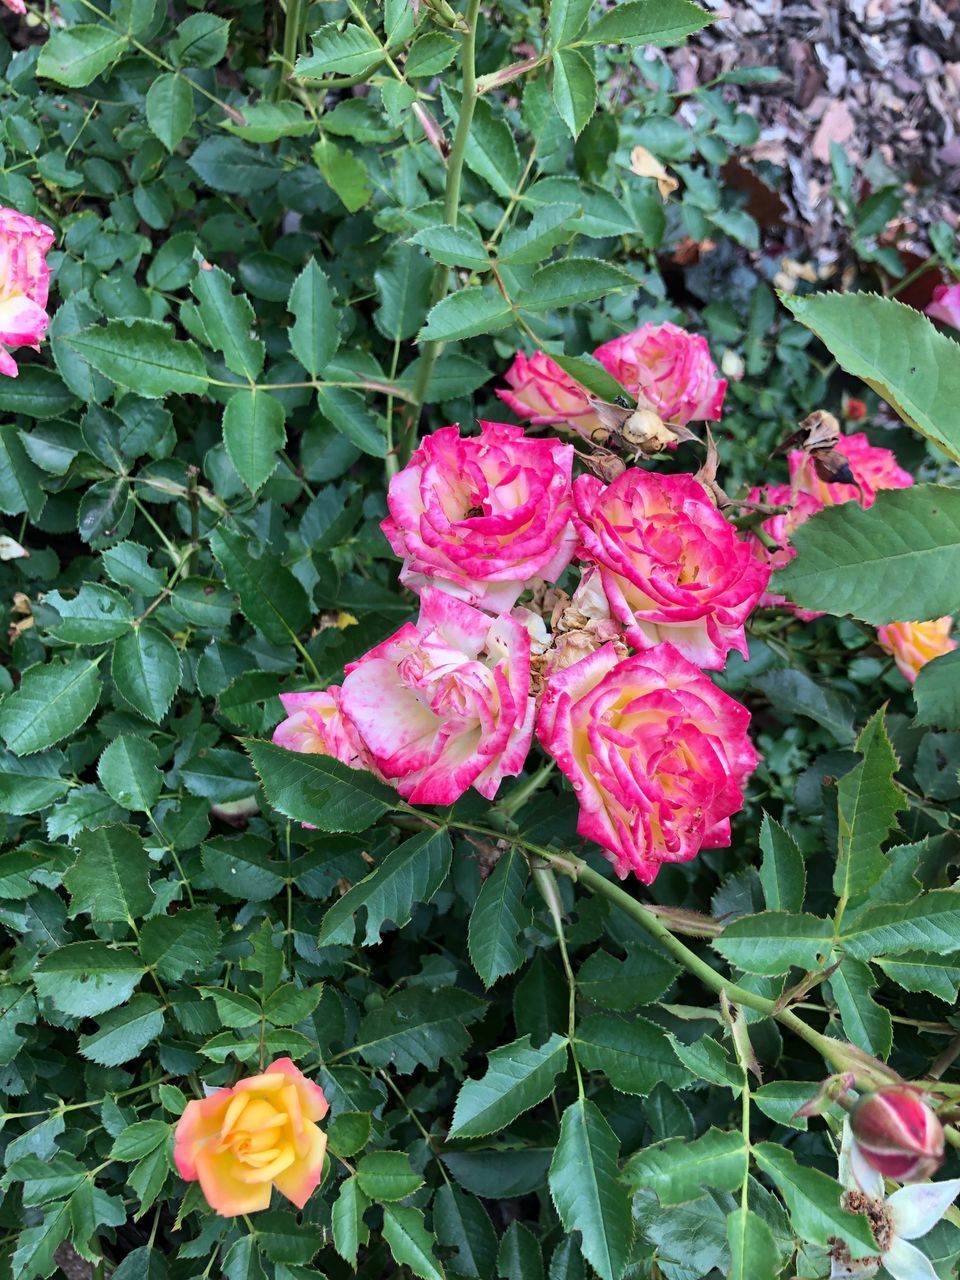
[851,1088,945,1184]
[0,206,55,377]
[790,431,913,509]
[593,321,726,426]
[174,1059,329,1216]
[497,351,610,443]
[536,642,757,883]
[876,618,957,685]
[338,586,536,805]
[381,421,577,614]
[924,282,960,330]
[572,468,770,669]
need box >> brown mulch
[672,0,960,276]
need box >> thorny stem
[401,0,482,465]
[279,0,307,94]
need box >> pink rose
[1,0,26,14]
[925,283,960,330]
[537,642,757,883]
[338,587,535,805]
[789,431,912,509]
[496,351,608,442]
[0,206,55,377]
[381,422,577,613]
[876,618,956,685]
[746,483,825,620]
[272,689,378,774]
[593,321,726,425]
[572,468,770,669]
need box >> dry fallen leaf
[629,145,679,200]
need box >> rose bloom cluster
[748,432,956,682]
[275,327,774,887]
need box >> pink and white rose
[925,282,960,330]
[272,689,378,775]
[0,206,55,377]
[789,431,912,509]
[572,468,770,669]
[746,482,825,620]
[593,321,726,425]
[876,618,957,685]
[338,587,535,805]
[381,422,577,614]
[537,642,757,883]
[1,0,26,13]
[496,351,608,442]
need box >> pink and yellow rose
[572,468,769,669]
[925,282,960,330]
[174,1058,329,1217]
[593,321,726,425]
[789,431,912,509]
[496,351,608,442]
[746,482,825,620]
[876,618,956,684]
[272,688,379,774]
[381,421,577,614]
[337,587,536,805]
[537,642,757,883]
[0,206,55,377]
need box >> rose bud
[851,1087,945,1183]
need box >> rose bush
[0,0,958,1276]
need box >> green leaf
[460,96,521,197]
[199,987,261,1028]
[375,242,434,340]
[296,22,382,78]
[410,225,490,271]
[433,1185,498,1279]
[79,994,164,1067]
[781,292,960,464]
[449,1033,568,1139]
[623,1129,748,1205]
[64,824,153,926]
[726,1207,779,1280]
[263,982,322,1026]
[876,952,960,1003]
[223,390,286,493]
[669,1033,743,1090]
[517,259,634,311]
[549,1099,632,1280]
[0,658,102,756]
[499,1221,543,1280]
[192,260,264,379]
[841,890,960,959]
[573,1013,693,1095]
[188,137,280,194]
[315,386,387,458]
[712,912,832,975]
[552,48,597,139]
[210,528,310,645]
[356,1151,424,1202]
[576,947,678,1009]
[583,0,711,46]
[382,1206,444,1280]
[0,424,45,520]
[223,102,315,143]
[913,649,960,729]
[78,477,132,545]
[66,319,208,398]
[42,584,134,645]
[468,846,530,987]
[110,1119,169,1162]
[145,73,194,151]
[774,485,960,624]
[758,813,805,913]
[10,1200,71,1280]
[752,1144,877,1257]
[498,205,580,267]
[327,1111,371,1158]
[549,352,629,401]
[98,735,163,811]
[172,12,230,66]
[38,25,128,86]
[201,833,286,901]
[245,737,396,832]
[834,710,904,908]
[139,907,220,982]
[317,829,452,946]
[0,752,70,814]
[313,139,372,213]
[828,957,892,1058]
[355,986,485,1073]
[112,626,181,723]
[753,668,855,744]
[418,287,513,342]
[0,367,77,420]
[332,1176,370,1266]
[288,260,339,377]
[406,32,459,77]
[549,0,593,47]
[34,942,145,1017]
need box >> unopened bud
[844,396,868,421]
[851,1087,945,1183]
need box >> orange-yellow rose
[174,1058,329,1216]
[876,618,957,685]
